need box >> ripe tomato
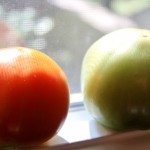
[81,28,150,130]
[0,47,69,145]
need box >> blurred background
[0,0,150,95]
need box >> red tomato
[0,47,69,146]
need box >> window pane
[0,0,150,96]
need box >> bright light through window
[0,0,149,101]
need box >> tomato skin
[81,28,150,130]
[0,47,69,145]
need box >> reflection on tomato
[0,47,69,145]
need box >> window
[1,0,150,95]
[0,0,101,94]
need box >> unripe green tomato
[81,28,150,130]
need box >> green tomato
[81,28,150,130]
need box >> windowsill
[44,93,116,147]
[58,107,115,143]
[54,92,115,144]
[45,94,150,150]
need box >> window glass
[0,0,150,95]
